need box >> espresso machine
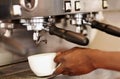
[0,0,120,78]
[0,0,120,54]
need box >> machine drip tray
[0,61,66,79]
[0,61,32,79]
[0,61,53,79]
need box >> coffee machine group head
[2,0,117,46]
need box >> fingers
[54,48,73,63]
[54,49,70,63]
[54,52,63,63]
[53,64,64,75]
[53,64,75,76]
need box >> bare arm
[90,50,120,71]
[54,47,120,76]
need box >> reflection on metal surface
[20,0,38,11]
[0,0,102,19]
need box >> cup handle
[51,63,62,76]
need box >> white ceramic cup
[28,53,57,77]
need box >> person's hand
[53,47,97,76]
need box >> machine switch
[64,1,71,12]
[12,5,22,16]
[102,0,108,9]
[75,1,81,11]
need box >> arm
[54,47,120,76]
[90,50,120,71]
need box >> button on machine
[102,0,108,9]
[64,1,71,12]
[75,1,81,11]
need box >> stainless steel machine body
[0,0,120,79]
[0,0,102,20]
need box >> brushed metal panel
[20,0,102,18]
[21,0,64,17]
[104,0,120,11]
[0,0,102,19]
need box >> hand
[53,47,97,76]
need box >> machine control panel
[63,0,102,13]
[64,0,81,12]
[0,0,103,20]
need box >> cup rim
[27,52,57,77]
[28,53,56,59]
